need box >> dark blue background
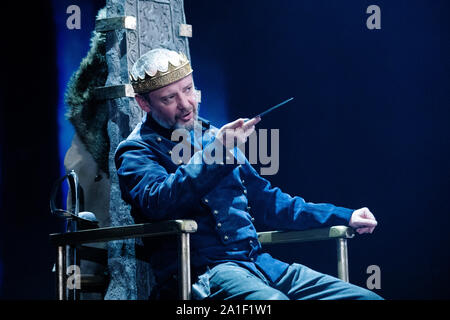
[0,0,449,299]
[185,0,450,300]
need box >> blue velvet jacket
[115,114,354,287]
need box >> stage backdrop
[186,0,450,299]
[0,0,449,299]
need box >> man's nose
[177,93,191,110]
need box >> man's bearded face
[141,74,199,131]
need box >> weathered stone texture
[103,0,190,300]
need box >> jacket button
[156,137,162,142]
[251,217,255,222]
[224,235,229,241]
[217,223,222,228]
[204,198,209,204]
[168,150,172,155]
[249,240,253,245]
[241,179,245,184]
[247,206,251,211]
[213,210,219,215]
[250,257,254,262]
[243,189,247,195]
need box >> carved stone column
[97,0,192,299]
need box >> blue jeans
[192,262,383,300]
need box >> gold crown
[130,51,193,94]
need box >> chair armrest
[257,225,354,245]
[49,219,198,246]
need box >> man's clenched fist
[349,207,378,234]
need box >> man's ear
[135,94,151,113]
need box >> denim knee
[244,288,289,300]
[360,289,383,300]
[199,262,290,300]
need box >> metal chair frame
[49,171,355,300]
[50,221,354,300]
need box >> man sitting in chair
[115,48,382,300]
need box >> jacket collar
[143,113,175,140]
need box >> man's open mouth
[180,111,192,121]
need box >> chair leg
[67,245,80,300]
[178,233,191,300]
[336,238,349,282]
[56,245,67,300]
